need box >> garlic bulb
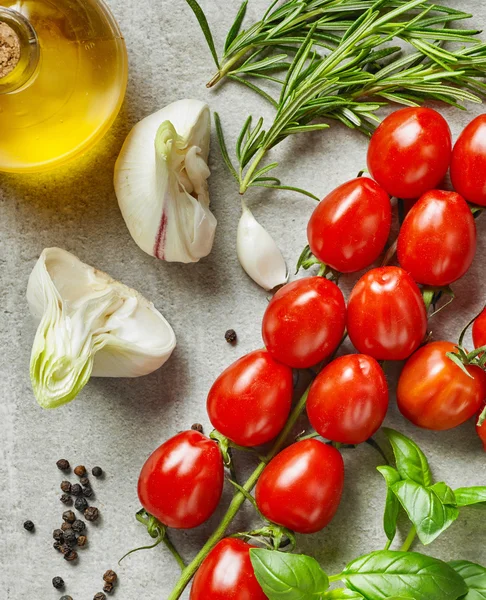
[27,248,176,409]
[114,99,216,263]
[236,201,288,291]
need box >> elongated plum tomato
[255,439,344,534]
[138,431,224,529]
[367,107,451,199]
[207,350,293,447]
[451,114,486,206]
[307,354,388,445]
[397,341,486,431]
[473,307,486,350]
[397,190,476,287]
[307,177,391,273]
[477,408,486,451]
[347,267,427,361]
[190,538,267,600]
[262,277,346,369]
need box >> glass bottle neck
[0,7,39,94]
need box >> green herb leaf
[454,487,486,507]
[296,245,321,273]
[383,429,433,487]
[224,0,248,53]
[250,549,329,599]
[342,551,468,600]
[323,590,364,599]
[449,560,486,600]
[377,466,401,544]
[184,0,220,69]
[392,480,459,545]
[429,482,456,506]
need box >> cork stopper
[0,22,20,79]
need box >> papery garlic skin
[114,99,216,263]
[27,248,176,409]
[236,202,288,291]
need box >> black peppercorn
[225,329,237,343]
[191,423,204,433]
[59,544,70,555]
[61,522,72,532]
[71,483,82,496]
[82,486,93,498]
[60,597,73,600]
[91,466,103,477]
[62,510,76,524]
[103,570,117,584]
[64,549,78,562]
[53,529,64,541]
[84,506,99,522]
[77,535,87,547]
[74,465,87,477]
[94,593,106,600]
[53,541,62,551]
[52,576,64,590]
[56,459,70,471]
[72,520,85,533]
[75,496,88,513]
[80,476,90,486]
[60,493,73,505]
[64,529,77,546]
[103,582,114,594]
[23,520,35,532]
[60,481,72,493]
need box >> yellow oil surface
[0,0,128,173]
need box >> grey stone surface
[1,0,486,598]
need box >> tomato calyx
[296,245,340,281]
[232,524,296,551]
[421,285,455,314]
[119,509,168,563]
[446,311,486,378]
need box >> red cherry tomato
[255,439,344,534]
[138,431,224,529]
[397,341,486,431]
[473,308,486,350]
[451,114,486,206]
[397,190,476,287]
[347,267,427,361]
[367,107,451,199]
[476,408,486,452]
[307,177,391,273]
[190,538,267,600]
[307,354,389,444]
[207,350,293,447]
[262,277,346,369]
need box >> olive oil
[0,0,128,173]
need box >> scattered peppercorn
[52,576,65,590]
[60,597,73,600]
[60,481,72,493]
[53,529,64,541]
[60,493,73,505]
[23,520,35,532]
[103,570,117,584]
[77,535,88,547]
[71,483,82,496]
[56,459,70,471]
[82,486,93,498]
[103,583,114,594]
[84,506,99,522]
[63,511,76,524]
[61,522,72,532]
[191,423,204,433]
[225,328,237,343]
[59,544,70,555]
[72,520,85,533]
[80,477,90,486]
[75,496,88,513]
[74,465,87,477]
[91,466,103,478]
[64,549,78,562]
[53,541,62,551]
[64,529,77,546]
[94,594,106,600]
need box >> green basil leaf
[392,480,459,545]
[454,487,486,507]
[342,550,467,600]
[449,560,486,600]
[250,549,329,599]
[429,482,456,506]
[383,429,432,487]
[322,590,364,599]
[377,466,402,543]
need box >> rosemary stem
[207,47,255,88]
[166,387,311,600]
[239,146,267,194]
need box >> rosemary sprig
[185,0,486,196]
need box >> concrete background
[1,0,485,598]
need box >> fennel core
[186,0,486,198]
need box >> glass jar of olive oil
[0,0,128,173]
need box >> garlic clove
[27,248,176,409]
[236,201,288,291]
[114,99,217,264]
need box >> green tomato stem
[166,387,311,600]
[400,525,417,552]
[163,534,187,571]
